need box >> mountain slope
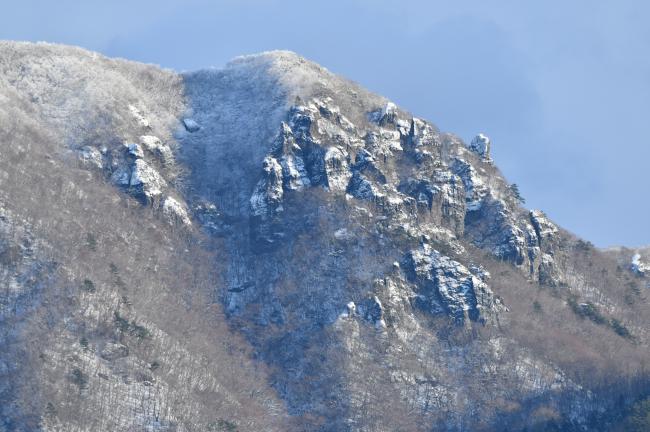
[0,41,648,432]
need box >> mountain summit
[1,41,648,432]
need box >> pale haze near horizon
[2,0,649,247]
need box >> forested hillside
[0,41,648,432]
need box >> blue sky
[2,0,649,247]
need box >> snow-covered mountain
[1,41,648,432]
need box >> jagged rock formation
[632,253,649,276]
[1,42,649,432]
[404,244,501,323]
[468,133,491,160]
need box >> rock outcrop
[632,252,649,276]
[468,133,491,160]
[405,244,500,323]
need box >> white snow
[334,228,353,241]
[128,105,151,129]
[451,158,488,211]
[468,133,490,158]
[78,146,103,169]
[632,253,648,275]
[139,135,162,150]
[280,154,310,191]
[162,196,192,225]
[530,210,559,239]
[324,147,352,192]
[250,156,284,217]
[382,102,397,117]
[130,159,166,197]
[410,244,495,320]
[140,135,174,165]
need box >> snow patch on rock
[324,147,352,192]
[530,210,558,244]
[250,156,284,217]
[468,133,490,159]
[78,146,103,169]
[162,196,192,226]
[140,135,174,165]
[451,158,488,211]
[128,105,151,129]
[130,159,166,199]
[632,253,648,276]
[405,244,499,323]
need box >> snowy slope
[0,41,649,432]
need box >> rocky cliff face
[0,42,649,432]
